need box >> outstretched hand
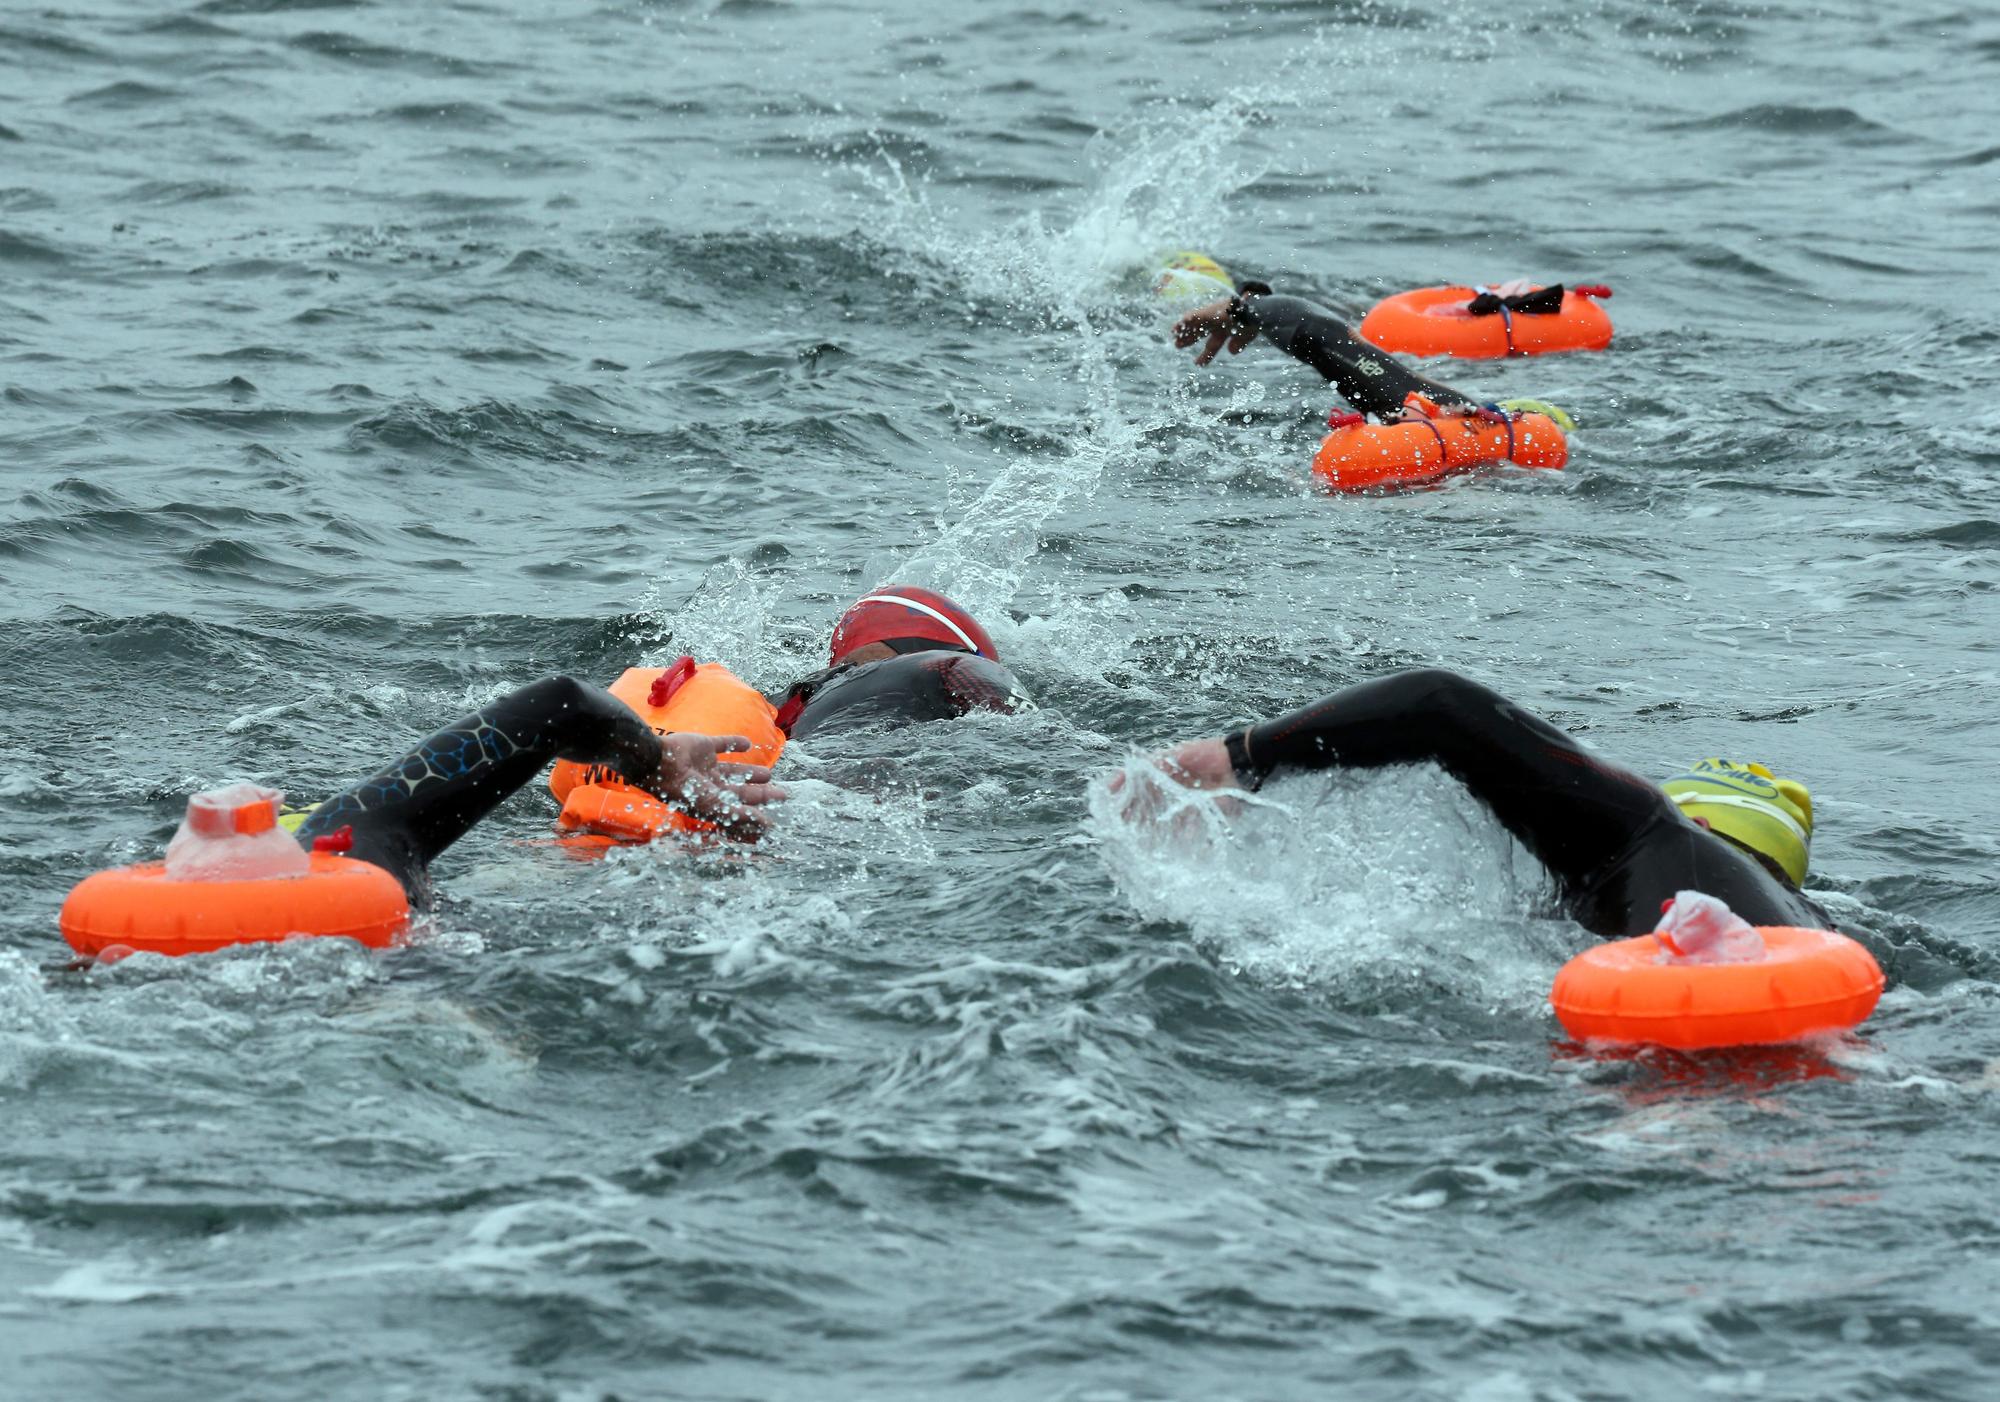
[1172,297,1257,368]
[1106,737,1243,823]
[648,732,787,837]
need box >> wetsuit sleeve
[932,654,1033,717]
[1227,668,1670,891]
[295,676,662,903]
[1234,293,1476,419]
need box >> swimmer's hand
[1107,738,1242,823]
[1149,738,1240,791]
[647,732,787,838]
[1173,297,1257,368]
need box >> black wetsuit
[775,650,1032,742]
[1234,291,1477,420]
[1223,668,1830,940]
[294,676,667,907]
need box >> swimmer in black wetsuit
[1130,668,1826,940]
[772,585,1033,741]
[1172,286,1575,430]
[294,676,782,905]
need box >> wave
[63,81,180,108]
[1660,103,1908,140]
[287,30,512,77]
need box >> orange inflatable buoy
[1312,407,1567,493]
[61,852,410,959]
[1357,284,1613,359]
[556,784,681,844]
[1549,927,1884,1050]
[550,658,784,843]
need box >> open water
[4,1,1999,1398]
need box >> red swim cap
[828,586,998,666]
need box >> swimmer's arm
[298,677,780,899]
[1174,291,1476,420]
[1237,294,1478,418]
[1163,669,1663,882]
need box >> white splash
[1086,757,1573,1007]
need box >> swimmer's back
[1571,811,1832,939]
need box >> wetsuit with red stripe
[775,650,1032,742]
[1223,668,1830,939]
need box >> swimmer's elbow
[487,675,609,738]
[1390,667,1492,711]
[519,674,597,709]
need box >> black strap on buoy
[1412,415,1450,465]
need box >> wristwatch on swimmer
[1224,727,1262,791]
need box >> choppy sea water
[4,1,1999,1397]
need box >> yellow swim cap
[1162,251,1230,283]
[1498,398,1576,434]
[1663,758,1813,886]
[1151,250,1234,302]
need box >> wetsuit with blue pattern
[295,676,666,906]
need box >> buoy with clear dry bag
[1358,283,1613,359]
[60,784,409,959]
[1549,892,1884,1050]
[549,658,784,844]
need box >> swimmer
[542,588,1025,847]
[294,676,782,906]
[1171,284,1575,431]
[772,585,1034,740]
[1127,668,1824,940]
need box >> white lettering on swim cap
[856,593,980,653]
[1670,790,1809,843]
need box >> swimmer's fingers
[729,779,787,807]
[651,731,772,804]
[1110,740,1237,793]
[712,773,784,804]
[661,731,759,769]
[1158,738,1239,791]
[688,780,789,839]
[1173,297,1234,352]
[1109,764,1168,823]
[1193,325,1231,368]
[692,794,767,840]
[703,733,779,793]
[1109,739,1237,824]
[712,760,777,786]
[1171,303,1214,347]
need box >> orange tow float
[1358,283,1613,359]
[60,788,409,959]
[1550,926,1884,1050]
[550,657,784,844]
[1313,402,1568,493]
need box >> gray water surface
[3,1,1999,1398]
